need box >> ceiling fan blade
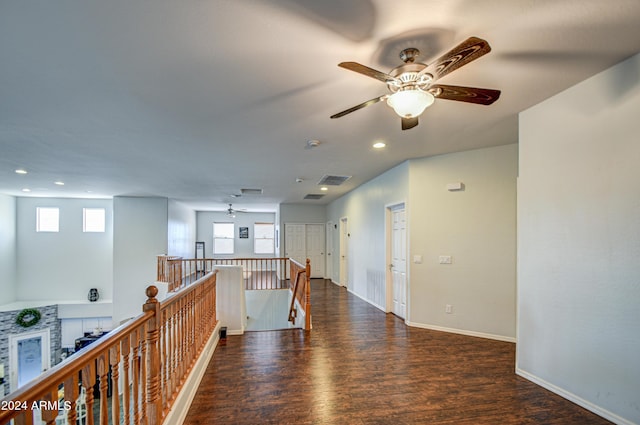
[401,117,419,130]
[430,84,501,105]
[338,62,398,84]
[424,36,492,81]
[330,95,386,119]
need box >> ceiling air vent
[240,188,263,195]
[304,194,325,200]
[317,175,351,186]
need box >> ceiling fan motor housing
[388,63,432,93]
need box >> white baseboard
[405,321,516,343]
[164,321,221,425]
[347,288,386,313]
[515,368,634,425]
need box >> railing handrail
[289,258,312,330]
[0,311,152,409]
[0,270,218,425]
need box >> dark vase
[88,288,99,302]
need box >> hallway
[184,280,609,424]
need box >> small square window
[36,207,59,232]
[83,208,106,232]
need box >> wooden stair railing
[156,255,312,330]
[0,271,218,425]
[289,258,312,330]
[157,256,290,291]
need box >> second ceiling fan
[330,36,501,130]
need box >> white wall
[518,53,640,424]
[196,211,277,258]
[113,197,168,324]
[327,162,409,308]
[0,194,17,305]
[408,144,517,341]
[16,198,113,302]
[280,204,326,223]
[168,200,196,258]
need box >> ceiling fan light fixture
[386,89,434,118]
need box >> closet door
[285,223,326,278]
[306,224,325,278]
[284,223,306,265]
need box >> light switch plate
[413,255,423,264]
[439,255,452,264]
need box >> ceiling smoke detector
[306,139,321,149]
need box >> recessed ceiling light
[15,169,28,174]
[320,187,328,191]
[22,188,31,192]
[373,141,386,149]
[54,181,65,186]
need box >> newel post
[305,258,312,330]
[144,285,162,425]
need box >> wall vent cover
[317,175,351,186]
[240,188,263,195]
[304,194,325,200]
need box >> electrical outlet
[439,255,452,264]
[445,304,453,314]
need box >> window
[36,207,59,232]
[254,222,275,254]
[213,222,234,254]
[83,208,106,232]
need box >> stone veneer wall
[0,305,61,396]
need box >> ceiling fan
[226,204,247,218]
[330,36,501,130]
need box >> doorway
[325,222,334,281]
[387,204,407,319]
[9,329,51,391]
[339,217,349,288]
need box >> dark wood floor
[184,280,610,424]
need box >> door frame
[339,217,349,288]
[386,202,408,317]
[326,222,334,281]
[9,328,51,391]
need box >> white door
[306,224,325,278]
[326,222,334,280]
[390,206,407,319]
[285,224,306,265]
[339,217,349,288]
[9,329,51,391]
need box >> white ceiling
[2,0,640,212]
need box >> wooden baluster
[180,298,186,381]
[131,329,141,425]
[40,389,59,425]
[14,410,32,425]
[140,326,148,423]
[121,335,131,425]
[143,286,161,425]
[63,375,79,425]
[110,345,121,425]
[97,352,109,425]
[168,304,176,402]
[161,309,168,408]
[81,362,97,425]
